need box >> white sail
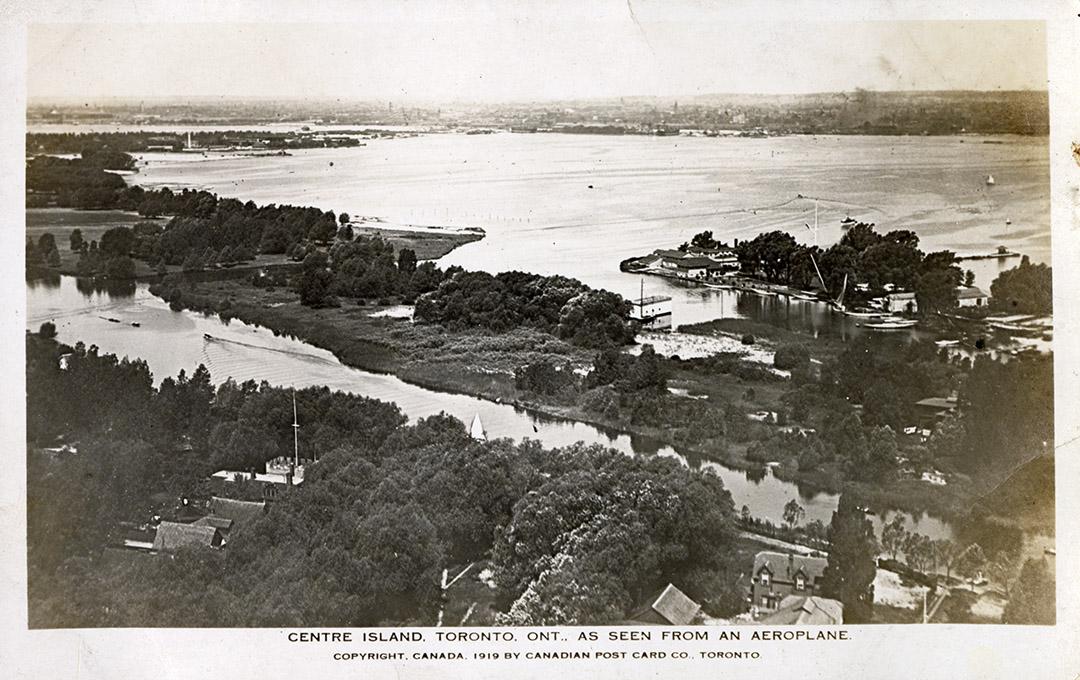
[469,414,487,441]
[986,174,995,186]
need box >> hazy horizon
[28,20,1047,102]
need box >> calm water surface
[128,132,1049,329]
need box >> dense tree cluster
[26,155,129,209]
[27,335,740,627]
[491,447,739,624]
[823,336,960,430]
[734,223,962,313]
[415,271,635,349]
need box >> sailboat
[469,414,487,441]
[986,174,995,186]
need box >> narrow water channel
[25,274,954,539]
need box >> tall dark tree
[297,251,335,307]
[1002,558,1055,624]
[819,493,878,623]
[397,247,418,276]
[69,228,84,252]
[37,233,57,256]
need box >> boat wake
[202,333,340,366]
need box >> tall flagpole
[292,391,300,467]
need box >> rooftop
[958,286,989,299]
[632,295,673,306]
[631,583,701,625]
[753,551,828,582]
[758,595,843,625]
[915,396,959,410]
[209,496,267,523]
[151,521,222,552]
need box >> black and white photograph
[3,2,1077,678]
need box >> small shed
[631,583,701,625]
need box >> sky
[27,19,1047,102]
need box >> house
[957,286,989,308]
[757,595,843,625]
[630,584,701,625]
[750,551,829,612]
[628,294,673,331]
[151,521,223,552]
[209,459,305,500]
[884,291,918,314]
[913,396,958,425]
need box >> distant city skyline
[28,20,1046,102]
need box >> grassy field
[351,224,484,260]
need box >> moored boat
[860,317,918,330]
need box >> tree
[336,225,354,241]
[38,322,57,339]
[881,514,908,560]
[915,251,961,315]
[1002,558,1054,624]
[297,251,335,307]
[339,212,350,225]
[990,260,1052,315]
[818,493,878,623]
[37,233,57,256]
[988,551,1017,599]
[105,256,137,279]
[99,227,137,258]
[964,269,976,287]
[556,290,634,349]
[782,499,805,529]
[774,343,810,370]
[69,228,84,252]
[46,248,62,268]
[397,248,418,276]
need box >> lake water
[25,275,952,539]
[29,130,1020,538]
[126,132,1049,329]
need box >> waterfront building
[628,294,673,331]
[884,291,918,314]
[750,551,828,612]
[957,286,990,307]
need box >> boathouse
[628,294,673,331]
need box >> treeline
[414,271,636,349]
[27,333,743,627]
[27,131,364,155]
[733,222,964,312]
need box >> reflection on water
[25,275,953,538]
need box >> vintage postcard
[1,1,1077,678]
